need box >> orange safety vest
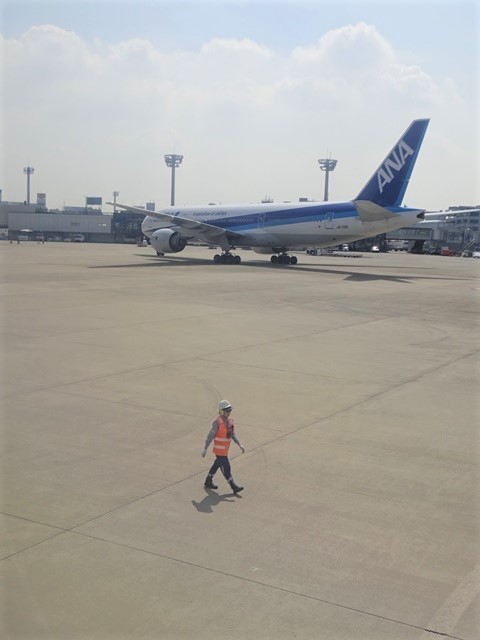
[213,415,234,456]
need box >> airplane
[110,118,430,265]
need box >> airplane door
[258,212,266,228]
[325,212,334,229]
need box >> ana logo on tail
[377,139,414,193]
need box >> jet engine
[150,229,188,253]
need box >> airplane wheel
[290,256,298,265]
[271,255,278,264]
[226,254,235,264]
[214,254,221,263]
[234,255,241,264]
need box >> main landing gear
[271,253,298,265]
[213,252,241,264]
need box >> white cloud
[292,22,395,69]
[1,21,477,210]
[289,23,443,110]
[201,36,272,58]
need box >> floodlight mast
[23,166,35,204]
[164,154,183,206]
[318,158,337,201]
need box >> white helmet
[218,399,232,411]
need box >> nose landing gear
[271,253,298,265]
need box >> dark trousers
[208,456,232,483]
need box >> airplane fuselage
[141,200,423,250]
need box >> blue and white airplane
[112,119,430,265]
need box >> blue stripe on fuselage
[202,202,356,232]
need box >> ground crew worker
[202,399,245,494]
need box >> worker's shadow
[192,488,239,513]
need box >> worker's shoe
[230,482,244,494]
[204,477,218,490]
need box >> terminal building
[0,194,143,243]
[385,206,480,254]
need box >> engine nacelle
[150,229,187,254]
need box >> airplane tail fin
[355,119,429,207]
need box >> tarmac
[1,241,479,640]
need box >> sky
[0,0,479,211]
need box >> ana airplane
[111,118,430,265]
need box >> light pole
[23,166,35,204]
[318,158,337,201]
[113,190,119,214]
[164,154,183,206]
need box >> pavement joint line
[42,342,479,417]
[0,511,67,532]
[417,563,480,640]
[3,343,478,541]
[0,512,71,561]
[50,371,463,530]
[1,493,472,640]
[10,344,477,535]
[66,528,466,640]
[1,314,402,400]
[69,469,220,530]
[1,306,240,336]
[2,338,476,403]
[0,530,69,563]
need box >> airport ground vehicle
[388,239,409,251]
[423,243,441,255]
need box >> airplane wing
[108,202,245,242]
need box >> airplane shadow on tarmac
[90,255,466,284]
[192,488,241,513]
